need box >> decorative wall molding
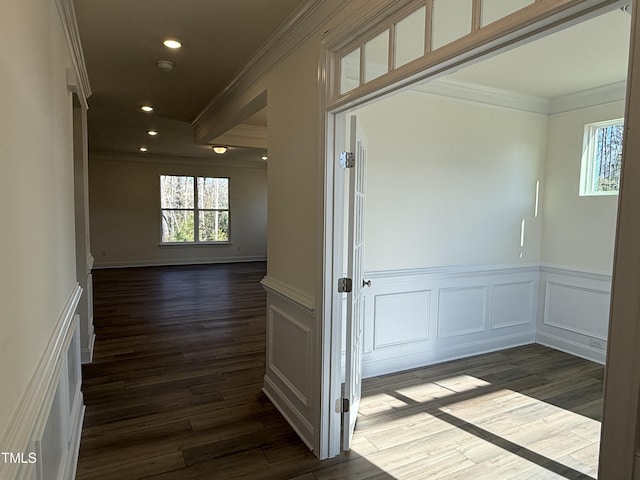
[360,265,538,378]
[89,151,268,169]
[540,263,613,281]
[411,77,626,116]
[55,0,91,108]
[267,305,312,406]
[263,376,315,451]
[412,77,550,114]
[263,288,318,453]
[193,0,345,140]
[537,265,612,364]
[93,256,267,270]
[537,331,607,364]
[0,284,83,480]
[212,124,268,149]
[261,276,315,314]
[549,81,627,115]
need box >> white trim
[411,77,627,115]
[363,333,535,378]
[261,276,315,314]
[55,0,91,108]
[262,376,315,451]
[81,333,96,364]
[540,263,613,281]
[213,124,268,149]
[412,77,550,114]
[0,284,82,480]
[93,256,266,269]
[366,263,540,279]
[543,281,611,339]
[537,331,607,364]
[89,151,268,170]
[549,81,627,115]
[192,0,345,140]
[267,305,312,406]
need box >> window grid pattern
[580,120,624,196]
[337,0,538,97]
[160,175,230,243]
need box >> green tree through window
[580,119,624,196]
[160,175,229,243]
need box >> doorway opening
[329,4,630,476]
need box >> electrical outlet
[588,338,605,350]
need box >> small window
[580,119,624,196]
[160,175,229,243]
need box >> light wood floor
[77,263,603,479]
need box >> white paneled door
[343,116,367,451]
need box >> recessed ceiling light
[212,146,227,154]
[261,155,268,161]
[139,147,148,152]
[147,130,158,136]
[163,39,182,49]
[141,105,154,112]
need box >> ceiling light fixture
[147,130,158,136]
[141,105,154,112]
[156,60,173,72]
[261,155,268,161]
[212,146,227,154]
[139,147,148,152]
[163,39,182,49]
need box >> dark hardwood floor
[77,263,603,479]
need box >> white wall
[535,101,624,362]
[89,154,267,267]
[357,91,548,272]
[0,0,76,439]
[0,0,86,478]
[541,101,623,273]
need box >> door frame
[318,0,638,472]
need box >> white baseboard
[263,376,315,452]
[81,333,95,364]
[363,333,536,378]
[93,255,267,269]
[536,331,606,365]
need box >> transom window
[160,175,230,243]
[580,119,624,196]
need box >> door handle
[363,279,372,287]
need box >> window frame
[579,118,624,197]
[159,175,231,245]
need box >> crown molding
[89,150,268,169]
[55,0,91,109]
[213,124,268,149]
[548,81,627,114]
[411,77,627,115]
[192,0,344,139]
[412,77,551,114]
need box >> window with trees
[580,119,624,196]
[160,175,230,243]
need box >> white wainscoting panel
[438,286,487,338]
[492,281,535,329]
[361,265,538,377]
[261,276,317,453]
[374,291,430,348]
[268,306,311,406]
[1,286,85,480]
[537,265,612,364]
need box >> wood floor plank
[76,263,604,479]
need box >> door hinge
[341,397,350,413]
[337,277,353,293]
[340,151,355,168]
